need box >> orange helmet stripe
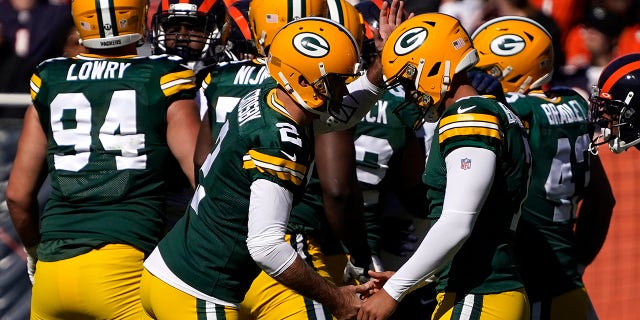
[372,0,383,9]
[198,0,216,13]
[602,60,640,93]
[228,5,251,40]
[223,0,237,8]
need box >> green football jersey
[423,96,531,294]
[202,58,268,134]
[506,88,591,300]
[293,87,419,255]
[201,58,332,241]
[31,54,197,261]
[153,78,314,303]
[354,87,417,188]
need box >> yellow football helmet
[72,0,146,49]
[381,13,478,126]
[471,16,553,94]
[267,17,360,120]
[327,0,365,54]
[249,0,328,56]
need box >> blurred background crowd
[0,0,639,319]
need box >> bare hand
[356,270,395,300]
[330,285,364,320]
[375,0,415,52]
[357,289,398,320]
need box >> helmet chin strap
[277,71,319,115]
[441,60,451,99]
[609,137,629,154]
[599,127,634,154]
[259,31,267,53]
[518,76,533,93]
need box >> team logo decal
[394,27,427,56]
[490,34,525,56]
[292,32,330,58]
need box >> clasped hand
[353,270,397,320]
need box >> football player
[5,0,201,318]
[472,16,615,320]
[589,53,640,154]
[150,0,229,66]
[148,0,230,230]
[193,1,411,318]
[352,1,438,318]
[357,13,532,319]
[140,17,370,319]
[198,0,401,318]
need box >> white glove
[24,246,38,285]
[343,258,368,284]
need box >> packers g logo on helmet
[293,33,330,57]
[394,27,427,56]
[472,16,553,93]
[267,17,360,119]
[249,0,329,56]
[381,13,478,127]
[490,34,525,56]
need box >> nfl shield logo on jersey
[461,158,471,170]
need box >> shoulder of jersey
[442,95,502,117]
[544,86,586,101]
[146,54,191,66]
[442,95,526,129]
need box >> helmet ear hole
[298,75,310,87]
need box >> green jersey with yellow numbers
[149,78,314,304]
[31,54,197,261]
[506,88,591,300]
[423,96,531,294]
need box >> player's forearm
[315,130,372,265]
[274,256,343,310]
[323,187,371,266]
[365,54,384,88]
[575,154,615,265]
[6,105,46,248]
[194,110,214,174]
[6,198,41,247]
